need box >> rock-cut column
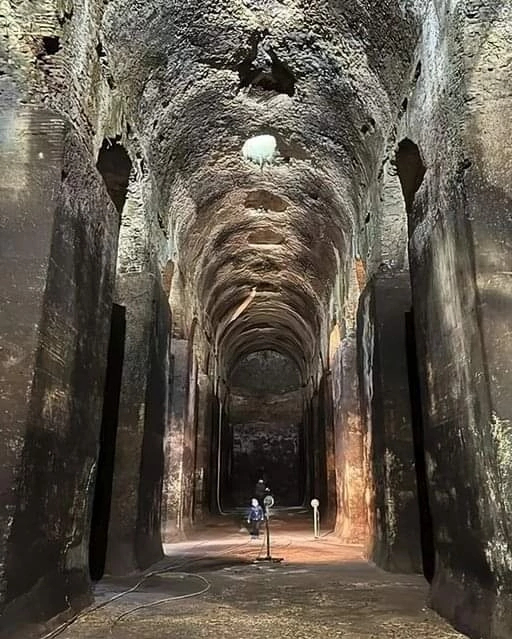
[0,107,119,633]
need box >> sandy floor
[54,513,467,639]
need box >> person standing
[247,498,264,538]
[254,478,267,509]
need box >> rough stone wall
[192,371,214,522]
[400,2,512,637]
[228,389,304,506]
[135,283,169,569]
[104,153,169,573]
[318,373,338,522]
[161,338,190,541]
[226,350,305,507]
[1,1,168,630]
[231,422,302,506]
[357,271,422,574]
[330,264,368,544]
[0,116,119,635]
[105,272,168,574]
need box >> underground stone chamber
[1,3,512,639]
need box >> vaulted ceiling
[102,1,420,377]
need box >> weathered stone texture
[0,112,119,635]
[401,3,512,636]
[358,271,422,574]
[1,1,512,638]
[228,388,304,506]
[331,267,368,545]
[105,272,168,574]
[161,338,191,540]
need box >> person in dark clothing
[254,479,267,509]
[247,498,264,538]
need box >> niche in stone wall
[89,303,126,581]
[96,138,132,217]
[394,139,434,580]
[394,138,426,220]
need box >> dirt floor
[50,513,467,639]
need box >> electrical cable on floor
[40,571,158,639]
[108,573,211,631]
[41,538,250,639]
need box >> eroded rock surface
[1,1,511,638]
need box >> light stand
[255,496,283,563]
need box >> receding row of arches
[85,136,432,586]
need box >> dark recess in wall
[96,139,132,217]
[395,138,426,218]
[396,140,433,579]
[135,290,167,569]
[238,33,296,97]
[89,304,126,581]
[405,310,435,582]
[41,36,60,56]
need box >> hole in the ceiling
[244,190,289,212]
[414,61,422,82]
[247,229,284,245]
[242,134,277,168]
[238,33,295,97]
[40,36,60,57]
[96,40,107,60]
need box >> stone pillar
[193,371,213,522]
[309,393,321,502]
[319,373,338,525]
[0,108,119,632]
[103,158,169,574]
[301,393,314,505]
[161,338,189,541]
[135,283,169,568]
[358,271,422,573]
[104,273,154,574]
[105,271,169,574]
[404,7,512,636]
[333,332,367,544]
[331,259,368,545]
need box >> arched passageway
[221,350,306,509]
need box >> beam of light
[227,287,257,323]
